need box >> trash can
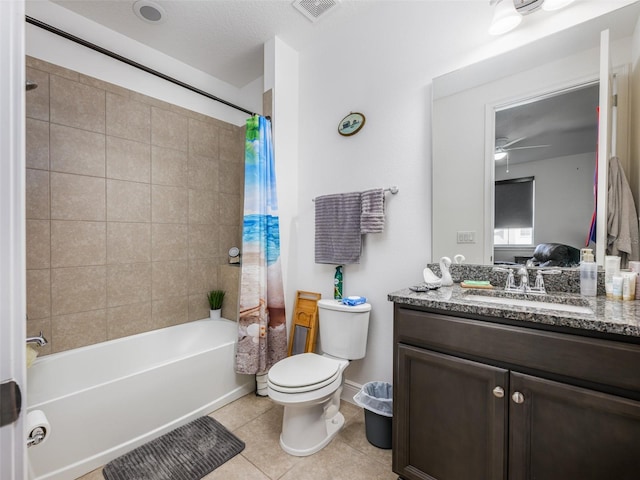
[353,381,393,449]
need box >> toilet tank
[318,299,371,360]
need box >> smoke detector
[292,0,340,23]
[133,0,167,24]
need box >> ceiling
[495,83,600,166]
[48,0,384,88]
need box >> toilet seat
[268,353,342,394]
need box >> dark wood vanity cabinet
[393,305,640,480]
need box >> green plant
[207,290,225,310]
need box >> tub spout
[26,332,48,347]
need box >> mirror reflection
[493,83,599,266]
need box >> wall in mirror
[493,83,599,265]
[432,3,640,267]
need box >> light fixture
[494,151,508,161]
[489,0,522,36]
[133,0,166,24]
[541,0,575,11]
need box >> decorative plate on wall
[338,112,366,136]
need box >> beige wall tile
[219,226,241,259]
[51,266,107,316]
[106,93,150,143]
[106,137,151,183]
[106,222,151,264]
[188,293,210,322]
[51,220,106,267]
[107,263,151,307]
[50,124,106,177]
[51,172,106,221]
[189,118,219,157]
[106,179,150,222]
[152,223,188,261]
[151,107,188,151]
[189,189,217,225]
[151,185,188,224]
[50,75,105,133]
[26,220,50,269]
[152,295,189,328]
[219,160,243,194]
[188,154,218,191]
[26,169,50,220]
[51,309,107,352]
[188,224,219,259]
[27,269,51,320]
[188,258,218,295]
[219,193,241,226]
[107,301,153,340]
[151,146,188,187]
[219,127,244,163]
[152,260,188,299]
[26,118,50,170]
[218,264,240,321]
[25,67,50,121]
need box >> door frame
[0,0,27,478]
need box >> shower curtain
[235,115,287,394]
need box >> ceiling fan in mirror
[494,137,550,172]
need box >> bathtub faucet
[26,331,48,347]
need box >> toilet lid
[268,353,341,392]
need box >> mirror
[493,83,599,265]
[432,3,640,267]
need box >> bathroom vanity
[388,283,640,480]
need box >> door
[394,345,508,480]
[0,0,27,478]
[509,372,640,480]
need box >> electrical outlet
[457,231,476,244]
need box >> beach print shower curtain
[235,115,287,383]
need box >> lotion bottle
[580,249,597,297]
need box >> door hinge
[613,94,618,107]
[0,380,22,427]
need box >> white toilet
[267,299,371,456]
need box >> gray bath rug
[102,416,245,480]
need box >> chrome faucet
[26,331,48,347]
[516,267,529,293]
[494,267,562,295]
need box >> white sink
[466,294,593,315]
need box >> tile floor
[78,393,398,480]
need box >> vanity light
[489,0,575,35]
[489,0,522,36]
[541,0,575,11]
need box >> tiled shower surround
[25,56,245,355]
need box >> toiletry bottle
[334,266,343,300]
[580,249,597,297]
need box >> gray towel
[315,192,362,264]
[360,188,385,233]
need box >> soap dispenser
[580,249,597,296]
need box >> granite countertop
[388,283,640,339]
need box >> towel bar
[312,186,398,201]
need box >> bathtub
[26,318,254,480]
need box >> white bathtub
[26,318,254,480]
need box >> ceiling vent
[292,0,340,23]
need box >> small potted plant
[207,290,225,320]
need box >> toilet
[267,299,371,456]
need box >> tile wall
[25,56,245,355]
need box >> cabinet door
[395,345,508,480]
[509,372,640,480]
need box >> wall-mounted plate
[338,112,365,136]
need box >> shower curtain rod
[25,15,257,117]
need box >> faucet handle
[539,269,562,275]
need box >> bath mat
[102,416,244,480]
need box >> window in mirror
[494,176,534,246]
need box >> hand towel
[315,192,362,264]
[360,188,385,233]
[607,156,640,267]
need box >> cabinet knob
[512,391,525,404]
[492,386,505,398]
